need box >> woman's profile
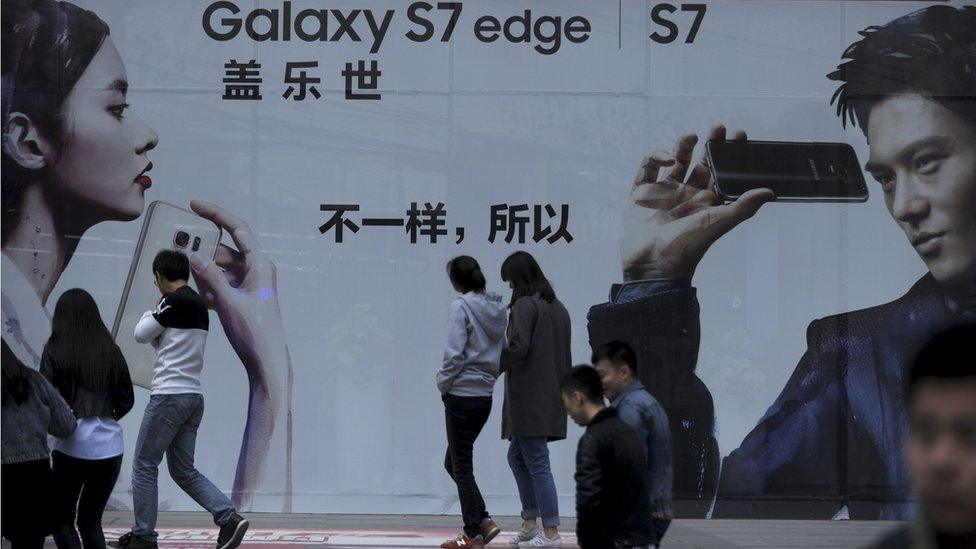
[1,0,293,510]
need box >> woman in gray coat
[500,252,572,548]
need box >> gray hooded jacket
[437,291,508,397]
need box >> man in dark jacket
[588,5,976,519]
[562,365,655,549]
[593,342,673,545]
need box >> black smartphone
[705,140,869,203]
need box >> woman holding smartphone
[1,0,293,509]
[41,289,134,549]
[499,252,572,548]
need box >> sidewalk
[81,512,906,548]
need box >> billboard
[3,0,974,519]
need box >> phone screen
[706,140,869,203]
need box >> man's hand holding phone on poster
[620,125,776,282]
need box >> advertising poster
[3,0,974,520]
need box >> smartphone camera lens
[191,237,202,252]
[174,231,190,248]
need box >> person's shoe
[108,533,157,549]
[480,518,501,544]
[216,513,250,549]
[508,524,541,546]
[517,532,562,548]
[441,533,485,549]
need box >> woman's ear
[3,111,53,170]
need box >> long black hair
[44,288,124,393]
[500,251,555,307]
[1,0,110,245]
[1,340,32,405]
[447,255,487,293]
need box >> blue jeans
[507,437,560,528]
[132,394,234,540]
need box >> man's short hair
[153,250,190,282]
[591,340,638,375]
[828,5,976,134]
[906,323,976,406]
[561,365,604,405]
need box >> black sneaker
[108,533,158,549]
[216,513,250,549]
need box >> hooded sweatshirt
[437,291,508,397]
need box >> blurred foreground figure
[868,324,976,549]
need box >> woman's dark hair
[153,250,190,282]
[2,340,33,405]
[500,251,555,307]
[828,5,976,133]
[2,0,111,244]
[45,288,124,394]
[447,255,487,293]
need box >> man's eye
[911,426,937,444]
[873,173,895,192]
[914,154,943,174]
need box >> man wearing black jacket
[561,366,655,549]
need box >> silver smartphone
[112,201,222,388]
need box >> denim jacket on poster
[611,380,674,516]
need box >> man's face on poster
[865,94,976,285]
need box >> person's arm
[500,298,536,374]
[112,346,135,421]
[588,282,718,515]
[39,346,54,381]
[133,297,168,344]
[645,400,675,518]
[36,372,76,438]
[712,319,842,518]
[436,301,469,395]
[575,434,604,548]
[188,200,294,511]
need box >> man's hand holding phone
[620,125,775,282]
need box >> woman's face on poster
[866,94,976,286]
[50,37,158,223]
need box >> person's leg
[9,536,47,549]
[443,399,458,484]
[51,451,84,549]
[76,455,123,549]
[507,438,540,530]
[653,518,671,546]
[132,395,184,541]
[164,394,235,526]
[4,459,54,549]
[444,396,492,539]
[517,437,560,537]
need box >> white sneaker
[509,525,541,546]
[517,532,562,548]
